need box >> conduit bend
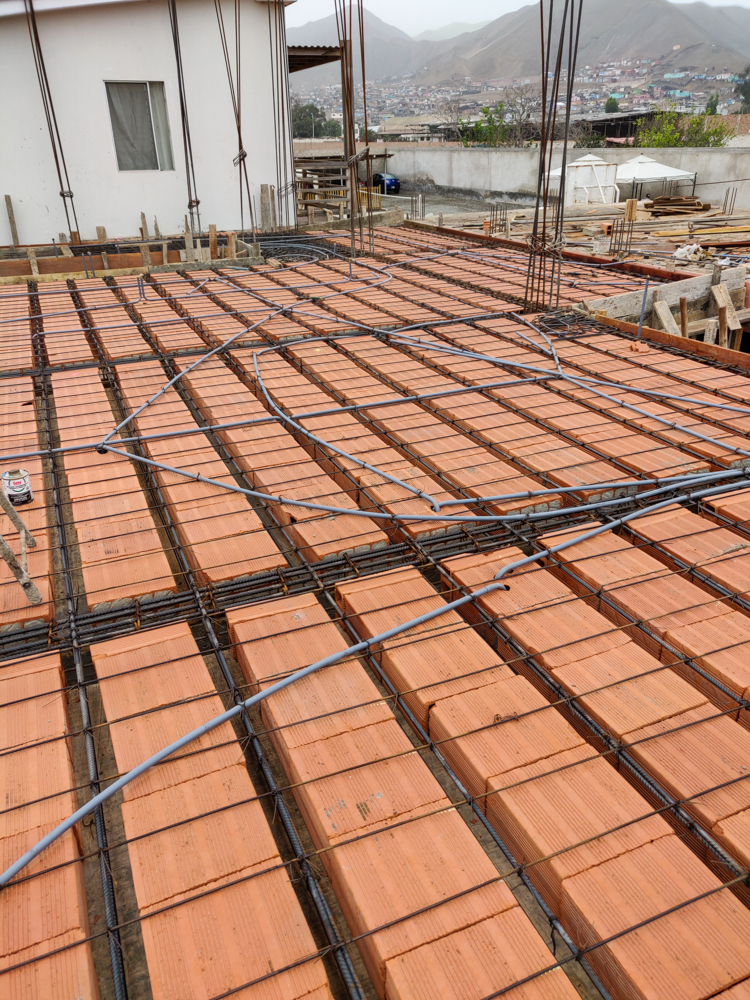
[3,472,750,888]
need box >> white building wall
[0,0,294,244]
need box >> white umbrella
[615,154,695,184]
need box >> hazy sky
[286,0,750,36]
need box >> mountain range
[286,0,750,87]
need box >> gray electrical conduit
[389,333,750,465]
[96,445,740,525]
[4,472,750,888]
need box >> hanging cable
[22,0,80,239]
[167,0,202,234]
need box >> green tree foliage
[461,105,510,146]
[634,107,733,147]
[605,96,620,113]
[735,66,750,113]
[320,118,342,137]
[705,94,719,115]
[292,102,327,139]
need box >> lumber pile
[644,196,710,217]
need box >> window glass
[106,82,158,170]
[106,81,174,171]
[148,81,174,171]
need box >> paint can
[2,469,33,506]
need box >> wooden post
[4,196,20,247]
[625,198,638,222]
[139,243,152,266]
[58,232,68,244]
[704,318,718,345]
[270,185,278,232]
[679,296,688,338]
[96,226,107,241]
[184,215,195,262]
[161,241,168,265]
[260,185,272,233]
[718,305,728,348]
[712,263,722,286]
[70,231,80,245]
[140,212,150,240]
[208,224,217,260]
[26,248,39,276]
[101,251,109,270]
[154,217,161,238]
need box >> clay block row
[50,368,176,610]
[222,267,351,337]
[481,321,750,469]
[540,517,750,727]
[73,278,153,361]
[35,282,93,367]
[114,360,285,583]
[150,273,248,344]
[0,285,34,371]
[0,652,98,999]
[172,354,389,559]
[188,270,310,341]
[0,377,53,630]
[445,546,750,890]
[286,339,559,516]
[337,333,631,500]
[227,593,579,1000]
[338,565,750,1000]
[113,277,205,353]
[230,346,472,538]
[90,622,333,1000]
[419,323,711,480]
[271,262,398,330]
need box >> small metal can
[2,469,33,506]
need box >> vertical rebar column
[30,288,128,1000]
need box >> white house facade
[0,0,296,244]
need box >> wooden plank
[585,264,747,319]
[653,300,682,337]
[711,283,742,330]
[208,224,217,261]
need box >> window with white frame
[106,81,174,171]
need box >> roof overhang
[288,45,341,74]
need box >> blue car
[373,172,400,194]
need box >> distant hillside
[413,0,750,85]
[677,2,750,62]
[286,10,446,86]
[287,0,750,89]
[414,21,492,42]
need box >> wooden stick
[679,296,688,338]
[208,224,217,261]
[5,195,20,247]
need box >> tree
[605,96,620,113]
[292,102,326,139]
[634,106,733,147]
[503,84,539,146]
[440,101,464,142]
[320,118,342,138]
[705,93,719,115]
[461,105,510,147]
[735,65,750,113]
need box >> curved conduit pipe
[4,472,750,888]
